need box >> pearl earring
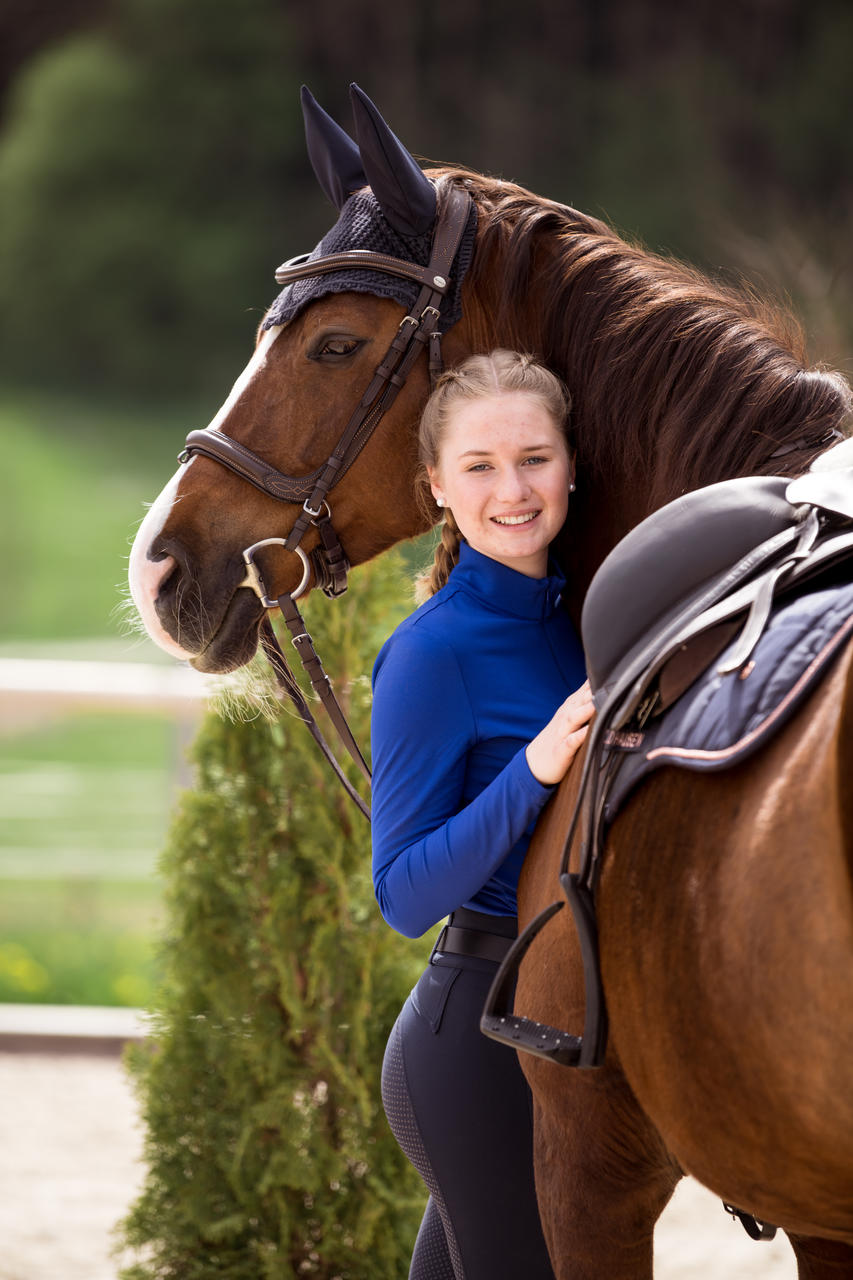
[568,482,576,493]
[436,498,446,508]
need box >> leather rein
[178,183,473,820]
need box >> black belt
[433,907,517,964]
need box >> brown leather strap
[275,249,453,292]
[284,181,473,521]
[181,182,474,518]
[309,510,350,598]
[259,617,371,819]
[180,430,319,502]
[276,592,371,783]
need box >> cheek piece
[177,179,474,822]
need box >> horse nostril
[154,555,179,600]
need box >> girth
[178,180,474,818]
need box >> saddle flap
[581,475,795,692]
[657,619,741,711]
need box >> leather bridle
[178,181,474,818]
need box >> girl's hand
[525,680,594,786]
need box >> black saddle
[583,436,853,720]
[582,475,796,695]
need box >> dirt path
[0,1052,143,1280]
[0,1050,797,1279]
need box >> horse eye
[313,336,362,360]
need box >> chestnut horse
[129,87,853,1277]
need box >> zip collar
[446,541,566,621]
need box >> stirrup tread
[480,1012,582,1065]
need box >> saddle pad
[601,578,853,832]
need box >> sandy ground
[0,1049,798,1280]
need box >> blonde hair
[415,350,572,600]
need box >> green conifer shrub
[119,552,430,1279]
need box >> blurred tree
[0,0,108,123]
[0,0,850,404]
[0,0,320,400]
[120,551,429,1279]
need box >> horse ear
[301,85,366,210]
[349,82,436,236]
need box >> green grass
[0,386,198,642]
[0,712,180,877]
[0,709,182,1006]
[0,880,163,1005]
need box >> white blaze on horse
[130,84,853,1279]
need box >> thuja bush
[119,553,429,1279]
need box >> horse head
[131,83,852,675]
[129,85,478,672]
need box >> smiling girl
[371,350,592,1278]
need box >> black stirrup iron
[480,874,608,1069]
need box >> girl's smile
[428,391,574,578]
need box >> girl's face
[427,392,573,578]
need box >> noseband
[178,183,474,818]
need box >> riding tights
[381,916,556,1280]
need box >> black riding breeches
[381,932,556,1280]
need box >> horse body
[517,639,853,1277]
[607,658,853,1230]
[129,89,853,1275]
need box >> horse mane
[434,166,852,510]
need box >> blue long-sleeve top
[371,541,586,938]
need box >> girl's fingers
[562,724,589,749]
[563,684,593,712]
[526,685,595,785]
[561,698,595,732]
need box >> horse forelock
[438,166,852,512]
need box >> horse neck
[456,197,851,605]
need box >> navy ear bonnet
[262,84,477,334]
[262,189,477,334]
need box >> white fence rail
[0,657,212,715]
[0,1002,148,1052]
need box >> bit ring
[239,539,311,607]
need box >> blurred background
[0,0,851,1010]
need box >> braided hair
[414,350,572,600]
